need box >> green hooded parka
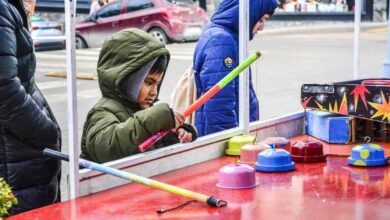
[80,28,193,163]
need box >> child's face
[137,72,163,109]
[252,14,270,37]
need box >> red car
[76,0,208,48]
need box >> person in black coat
[0,0,62,215]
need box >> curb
[46,71,98,80]
[260,22,388,36]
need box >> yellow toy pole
[43,148,227,207]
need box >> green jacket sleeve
[84,103,175,163]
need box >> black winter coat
[0,0,61,215]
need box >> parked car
[31,14,65,51]
[75,0,208,48]
[166,0,197,7]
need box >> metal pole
[239,0,250,134]
[65,0,80,199]
[353,0,362,79]
[383,0,390,78]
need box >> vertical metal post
[65,0,79,199]
[239,0,249,134]
[353,0,362,80]
[383,0,390,78]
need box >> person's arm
[178,123,197,142]
[154,122,197,149]
[89,2,97,15]
[0,5,58,148]
[199,34,239,135]
[83,103,175,163]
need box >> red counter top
[9,136,390,220]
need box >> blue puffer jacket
[193,0,278,136]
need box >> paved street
[34,22,388,200]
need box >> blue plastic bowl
[255,149,295,172]
[348,143,388,167]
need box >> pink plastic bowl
[216,164,258,189]
[240,143,272,165]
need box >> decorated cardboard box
[301,79,390,124]
[305,110,355,144]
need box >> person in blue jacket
[193,0,278,136]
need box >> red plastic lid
[291,140,326,163]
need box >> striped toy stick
[139,51,262,152]
[43,148,227,208]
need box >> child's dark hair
[267,9,275,17]
[150,55,168,75]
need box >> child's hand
[173,111,185,130]
[176,128,193,143]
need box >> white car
[31,14,65,51]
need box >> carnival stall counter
[9,135,390,220]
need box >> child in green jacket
[80,28,197,163]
